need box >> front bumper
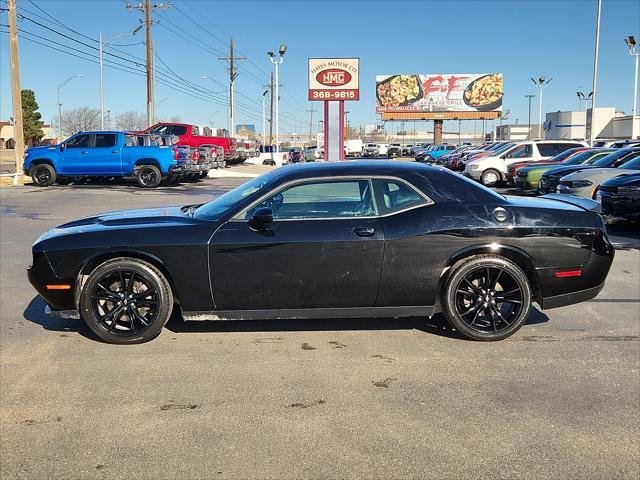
[538,177,561,194]
[515,177,538,191]
[462,169,481,180]
[27,251,76,310]
[599,192,640,218]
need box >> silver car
[557,154,640,198]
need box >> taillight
[172,147,179,161]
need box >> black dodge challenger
[28,162,614,344]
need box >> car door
[58,133,93,174]
[209,178,384,311]
[89,133,123,175]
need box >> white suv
[463,140,588,186]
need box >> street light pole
[525,94,535,140]
[625,36,639,139]
[531,77,552,139]
[589,0,602,146]
[57,74,82,138]
[268,45,286,154]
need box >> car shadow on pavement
[165,307,550,340]
[23,295,549,342]
[23,296,102,342]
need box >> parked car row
[433,140,640,221]
[24,130,226,188]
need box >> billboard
[309,58,359,101]
[235,124,256,139]
[376,74,503,113]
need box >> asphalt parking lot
[1,172,639,479]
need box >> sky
[1,0,639,136]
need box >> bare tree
[157,115,182,123]
[115,111,147,131]
[58,107,101,137]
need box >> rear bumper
[540,282,604,309]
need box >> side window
[373,178,429,215]
[124,135,137,147]
[511,145,532,159]
[447,145,456,150]
[246,180,376,220]
[65,134,92,149]
[192,126,200,136]
[537,143,559,157]
[94,134,117,148]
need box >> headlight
[468,164,480,170]
[570,180,593,187]
[618,186,640,195]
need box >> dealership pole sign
[309,58,360,161]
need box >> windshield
[562,150,605,165]
[552,147,583,162]
[585,151,615,164]
[194,172,276,219]
[620,156,640,170]
[493,143,516,155]
[593,149,640,167]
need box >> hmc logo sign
[309,58,359,101]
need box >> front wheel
[79,258,174,344]
[29,164,56,187]
[441,255,532,341]
[481,169,501,186]
[135,165,161,188]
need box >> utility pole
[525,94,535,140]
[126,1,169,127]
[8,0,24,185]
[269,72,274,145]
[307,104,314,146]
[219,37,246,136]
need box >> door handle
[353,227,375,237]
[80,151,89,154]
[111,150,118,154]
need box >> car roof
[273,160,437,180]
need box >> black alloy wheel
[80,258,173,344]
[29,164,56,187]
[442,255,531,341]
[135,165,161,188]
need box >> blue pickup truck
[23,131,186,188]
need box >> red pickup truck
[145,123,237,162]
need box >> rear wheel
[481,169,501,186]
[135,165,161,188]
[79,258,173,344]
[29,164,56,187]
[441,255,532,341]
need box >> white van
[463,140,588,186]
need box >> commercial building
[544,108,638,141]
[0,121,54,149]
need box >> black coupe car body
[29,162,614,343]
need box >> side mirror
[249,207,274,230]
[59,143,65,151]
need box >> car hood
[38,206,206,242]
[543,165,594,178]
[561,168,637,181]
[26,145,57,154]
[603,172,640,187]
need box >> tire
[29,163,56,187]
[198,170,209,179]
[441,255,532,341]
[480,169,501,187]
[424,155,433,163]
[56,177,72,185]
[135,165,161,188]
[79,257,174,344]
